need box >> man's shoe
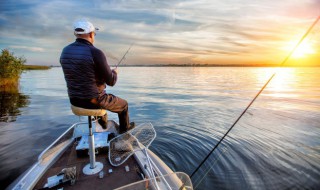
[119,122,136,134]
[128,122,136,131]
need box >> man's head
[73,20,98,44]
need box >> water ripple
[1,67,320,189]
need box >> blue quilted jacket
[60,38,117,100]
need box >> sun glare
[255,68,298,98]
[284,40,316,59]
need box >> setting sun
[292,41,315,58]
[284,40,316,59]
[279,37,319,67]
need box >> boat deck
[34,141,143,190]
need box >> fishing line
[115,43,134,68]
[193,147,229,189]
[189,15,320,180]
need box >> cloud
[0,0,319,65]
[9,45,45,52]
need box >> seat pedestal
[83,116,103,175]
[71,105,107,176]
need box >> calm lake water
[0,67,319,189]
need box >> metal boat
[7,118,193,190]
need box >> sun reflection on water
[254,68,299,98]
[269,68,299,98]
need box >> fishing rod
[115,43,134,68]
[189,15,320,180]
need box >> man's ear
[89,32,94,38]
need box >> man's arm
[91,47,117,86]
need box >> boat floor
[34,141,142,190]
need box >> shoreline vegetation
[0,49,51,90]
[0,49,25,90]
[1,66,50,89]
[0,49,30,122]
[23,65,51,70]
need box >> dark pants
[97,93,129,132]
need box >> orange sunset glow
[0,1,319,66]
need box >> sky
[0,0,319,66]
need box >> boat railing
[10,121,90,190]
[37,121,88,162]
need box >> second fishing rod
[115,43,134,69]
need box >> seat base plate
[83,162,103,175]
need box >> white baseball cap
[73,20,99,34]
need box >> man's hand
[113,68,118,74]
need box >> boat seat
[70,104,106,175]
[71,105,106,116]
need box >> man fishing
[60,19,135,134]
